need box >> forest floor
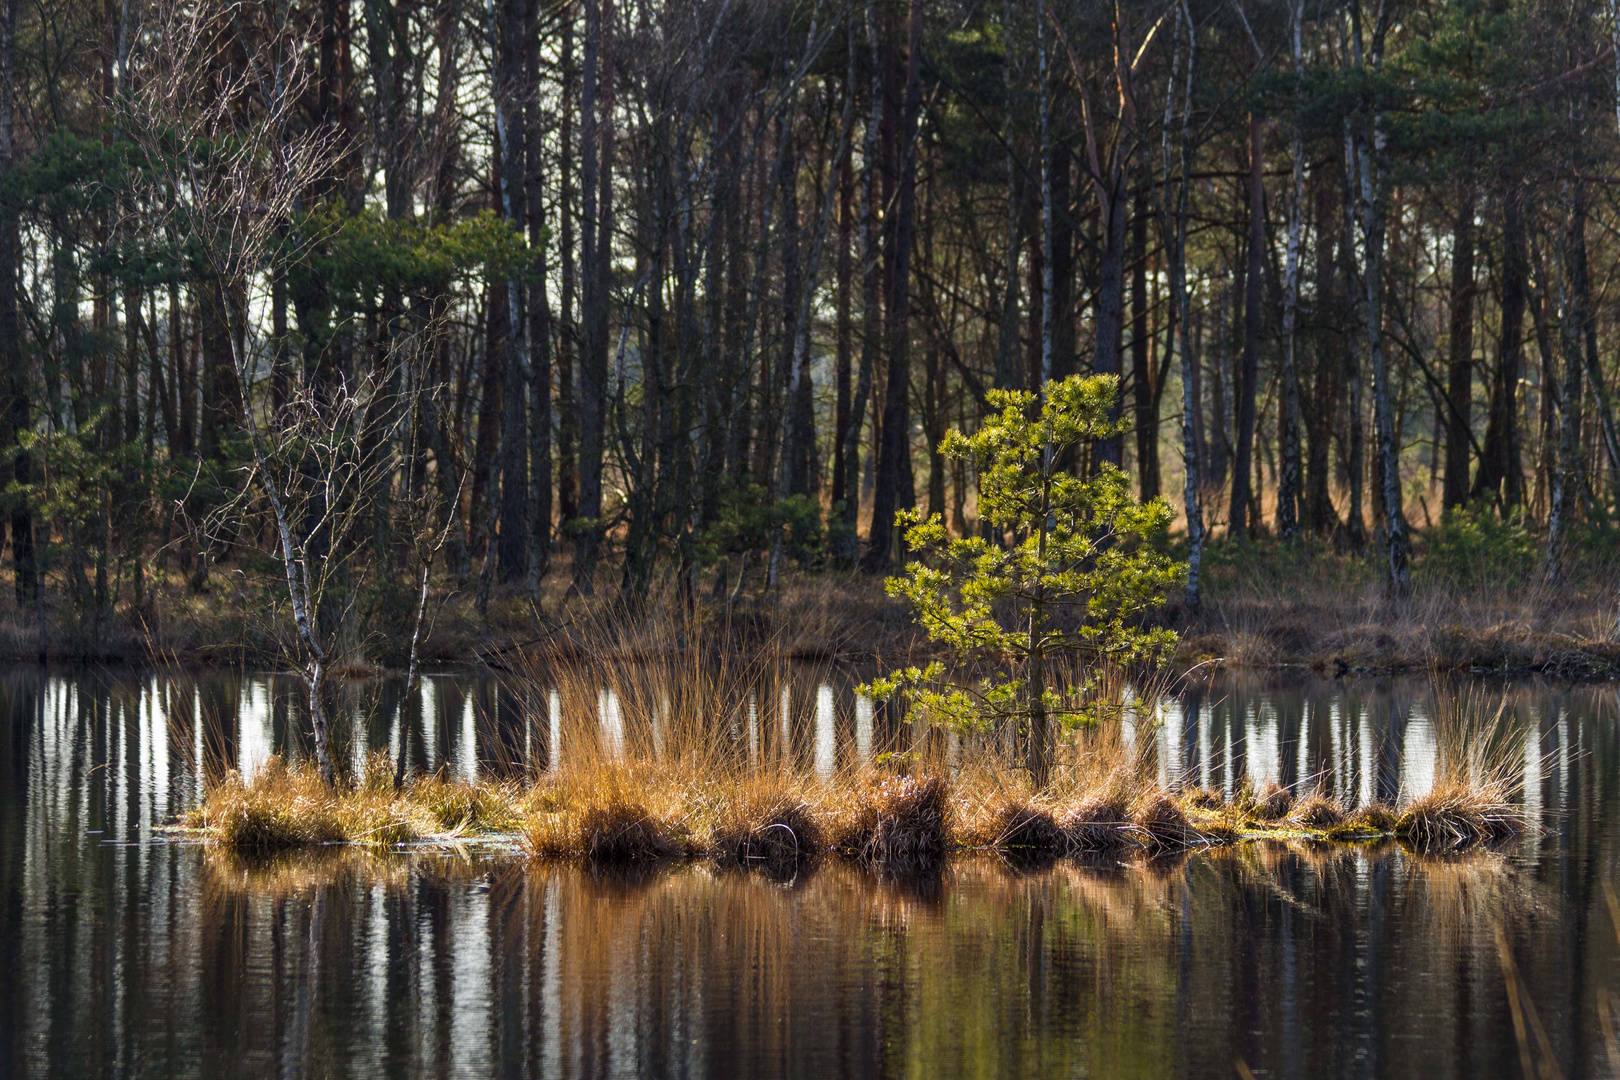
[2,536,1617,679]
[1177,536,1620,680]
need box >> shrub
[1419,506,1535,589]
[865,375,1182,788]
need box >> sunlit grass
[181,624,1535,863]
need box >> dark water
[1,667,1617,1079]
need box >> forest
[0,0,1614,668]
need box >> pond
[1,666,1616,1078]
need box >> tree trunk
[1476,187,1526,509]
[860,0,921,574]
[0,0,32,606]
[574,0,612,595]
[557,6,578,525]
[1547,193,1588,582]
[832,124,854,512]
[1277,9,1305,540]
[837,1,884,566]
[1130,185,1158,500]
[1341,127,1367,552]
[995,0,1021,395]
[1305,166,1340,534]
[494,0,528,583]
[1358,118,1409,593]
[1442,180,1476,511]
[1092,176,1127,468]
[524,0,552,599]
[470,279,504,554]
[1161,6,1201,610]
[1229,112,1263,539]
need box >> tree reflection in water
[1,668,1616,1079]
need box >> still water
[1,666,1616,1078]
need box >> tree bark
[1305,165,1340,534]
[1092,177,1127,468]
[1546,193,1587,583]
[1277,4,1304,540]
[574,0,612,595]
[1341,126,1367,552]
[860,0,921,574]
[837,0,884,566]
[0,0,32,606]
[1357,118,1409,593]
[524,0,552,599]
[1476,187,1526,508]
[1442,180,1476,511]
[558,6,578,525]
[1229,111,1263,538]
[494,0,529,583]
[1130,185,1158,499]
[832,121,854,512]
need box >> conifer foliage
[869,375,1181,786]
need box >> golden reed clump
[180,627,1530,865]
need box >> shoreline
[0,545,1614,681]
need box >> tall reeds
[183,620,1534,864]
[1393,683,1530,851]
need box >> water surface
[1,667,1616,1078]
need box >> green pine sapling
[864,374,1183,788]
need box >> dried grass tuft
[1288,789,1345,830]
[1180,786,1223,810]
[1131,791,1203,849]
[521,764,684,862]
[1253,782,1295,822]
[1350,802,1398,833]
[188,755,428,850]
[1058,790,1133,852]
[713,789,822,872]
[191,759,344,850]
[409,773,523,832]
[1395,780,1522,851]
[983,799,1065,860]
[835,774,950,871]
[577,800,680,861]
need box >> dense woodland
[0,0,1616,643]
